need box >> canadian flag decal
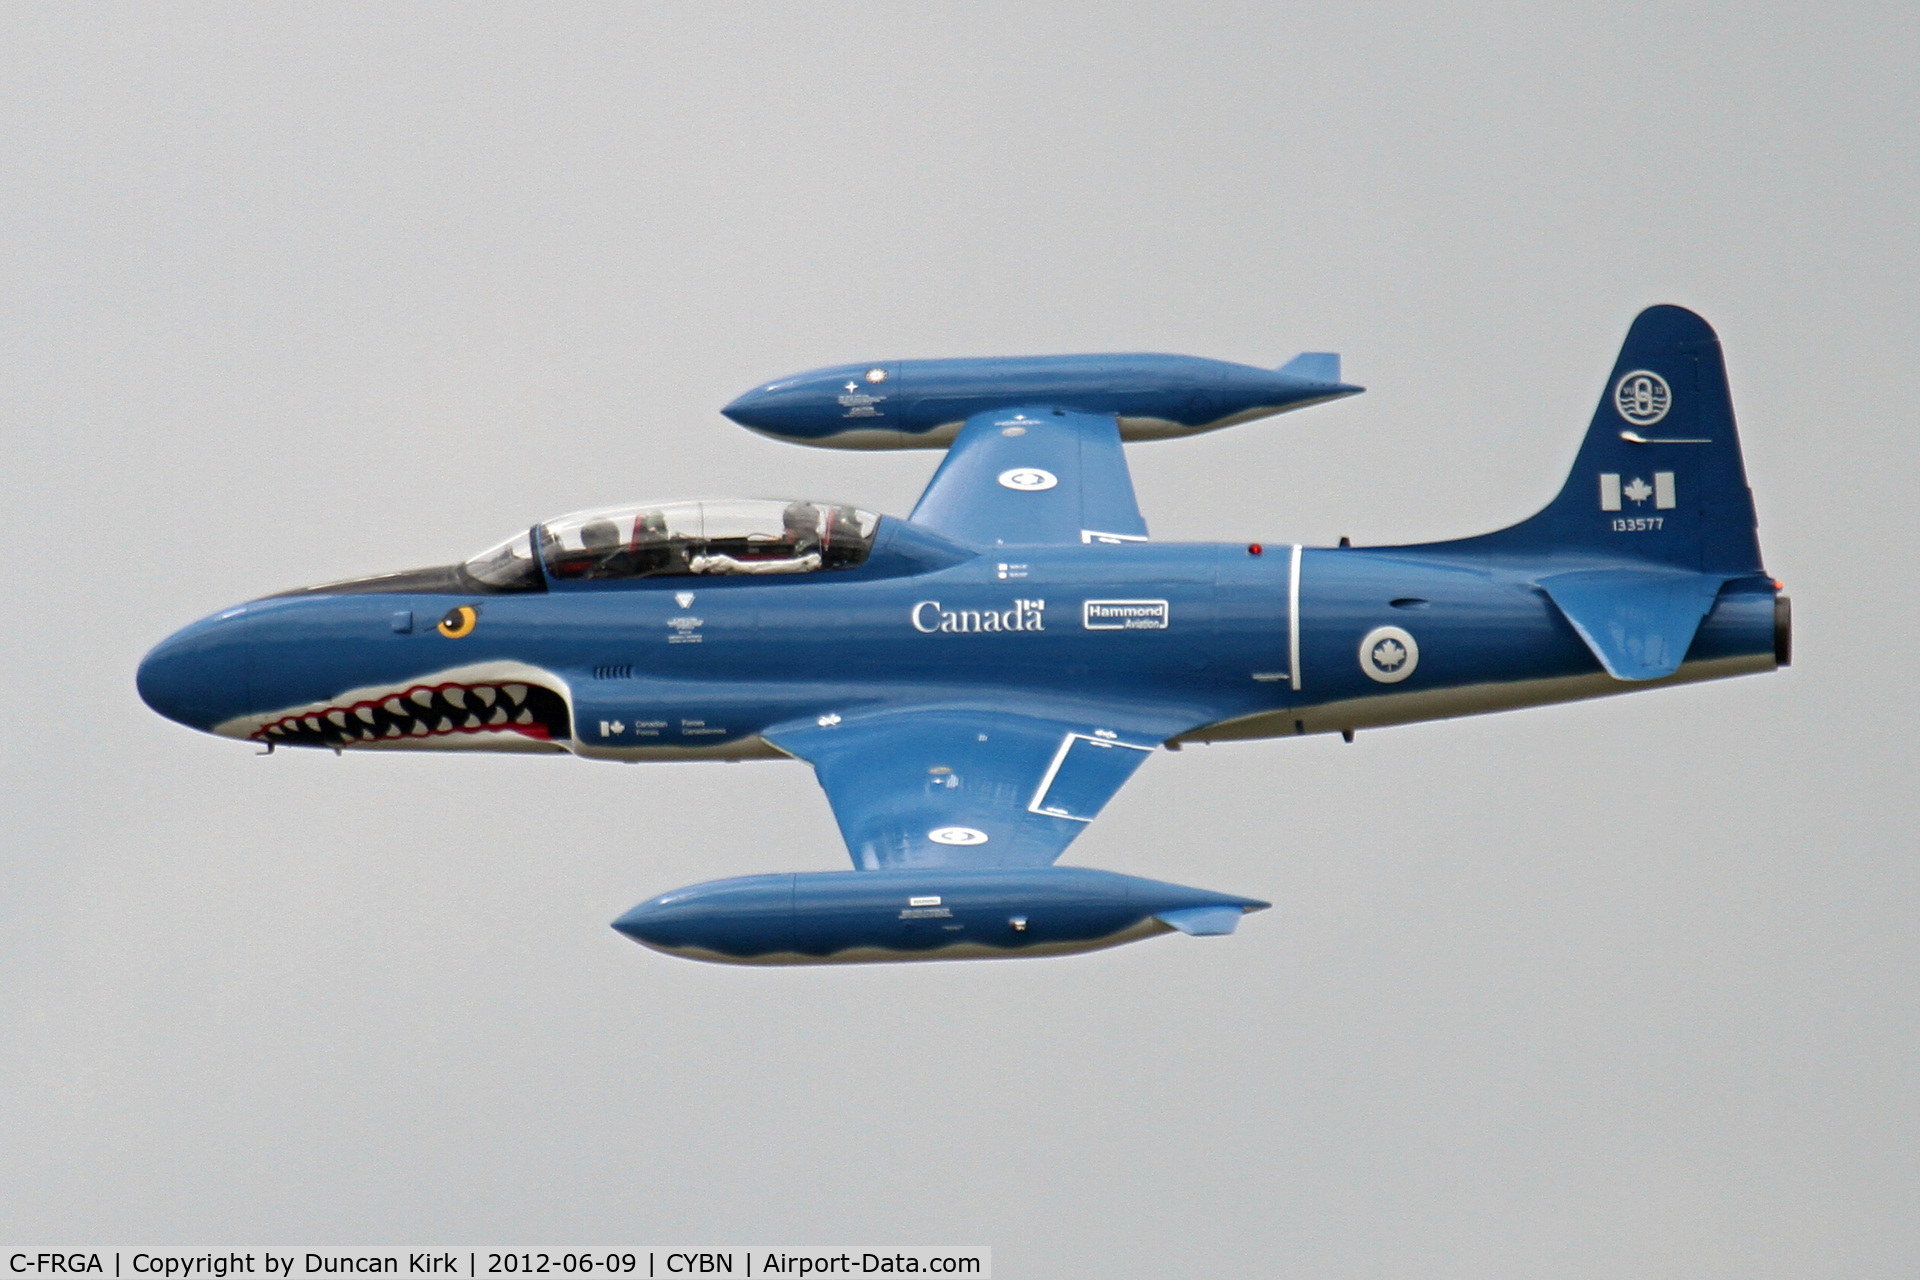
[1600,472,1676,512]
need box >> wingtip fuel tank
[612,867,1270,965]
[723,351,1362,449]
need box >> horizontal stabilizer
[1278,352,1341,383]
[1537,568,1730,681]
[1154,904,1255,936]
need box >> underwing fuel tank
[612,867,1269,966]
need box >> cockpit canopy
[464,499,881,590]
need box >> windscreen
[461,529,544,591]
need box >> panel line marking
[1028,731,1155,821]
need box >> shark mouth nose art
[250,677,572,750]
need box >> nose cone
[611,897,664,944]
[612,893,710,955]
[721,365,882,442]
[137,609,253,734]
[721,377,826,434]
[612,874,796,958]
[610,884,727,949]
[720,385,772,429]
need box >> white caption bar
[3,1251,989,1280]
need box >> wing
[762,707,1160,869]
[908,407,1148,547]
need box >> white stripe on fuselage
[1288,543,1303,693]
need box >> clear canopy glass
[462,529,542,591]
[464,500,880,585]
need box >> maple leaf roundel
[1359,625,1420,684]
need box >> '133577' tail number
[1612,516,1664,532]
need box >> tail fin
[1473,305,1764,575]
[1443,306,1774,681]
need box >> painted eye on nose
[437,605,477,638]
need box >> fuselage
[136,516,1782,759]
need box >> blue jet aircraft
[139,306,1788,966]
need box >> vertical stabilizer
[1470,305,1764,575]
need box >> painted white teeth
[255,682,548,743]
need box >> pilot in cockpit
[816,503,869,569]
[578,517,623,573]
[628,508,676,575]
[781,500,822,553]
[567,511,678,579]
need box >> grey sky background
[3,3,1916,1275]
